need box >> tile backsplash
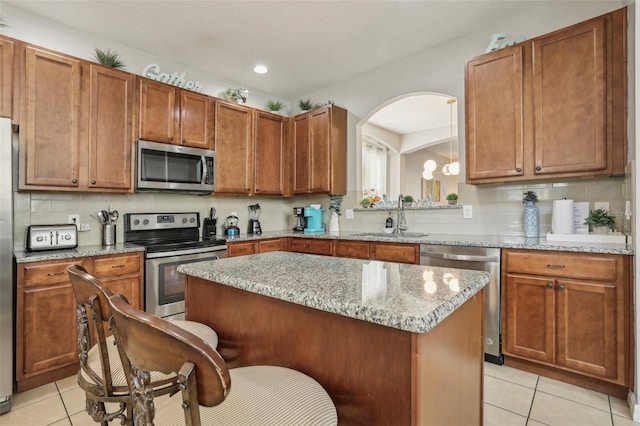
[13,176,630,250]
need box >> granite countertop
[226,230,633,255]
[14,243,145,263]
[177,251,489,334]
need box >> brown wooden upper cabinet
[0,37,14,118]
[253,110,286,196]
[466,8,627,184]
[214,100,253,194]
[293,105,347,195]
[138,77,212,149]
[19,42,134,192]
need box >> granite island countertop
[225,230,633,255]
[177,251,489,334]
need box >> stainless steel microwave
[136,140,215,194]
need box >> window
[362,137,387,196]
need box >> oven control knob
[189,218,195,223]
[36,235,44,242]
[133,219,140,226]
[64,234,71,240]
[143,219,149,225]
[182,218,188,224]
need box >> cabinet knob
[546,282,554,288]
[169,136,174,141]
[72,178,78,184]
[515,168,522,173]
[535,165,542,171]
[182,138,186,143]
[91,180,96,185]
[558,284,566,291]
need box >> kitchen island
[178,251,489,425]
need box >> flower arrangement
[522,191,538,204]
[329,194,343,215]
[361,189,381,208]
[225,87,249,104]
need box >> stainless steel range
[124,212,227,320]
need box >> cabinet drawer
[505,250,617,281]
[371,243,419,264]
[228,242,257,257]
[93,253,141,278]
[333,241,370,259]
[259,239,282,253]
[290,238,333,256]
[23,259,90,287]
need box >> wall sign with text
[142,64,203,92]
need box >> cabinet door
[22,47,81,188]
[101,275,142,311]
[259,239,282,253]
[23,284,77,375]
[180,90,211,148]
[139,78,177,144]
[0,37,14,118]
[293,113,311,194]
[555,279,616,379]
[254,111,285,195]
[86,64,133,190]
[290,238,333,256]
[465,45,524,181]
[504,274,555,363]
[532,18,606,175]
[214,101,252,194]
[309,107,331,193]
[334,240,370,260]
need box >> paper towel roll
[552,199,574,234]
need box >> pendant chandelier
[422,98,458,180]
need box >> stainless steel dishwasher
[420,244,502,364]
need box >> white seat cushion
[80,321,218,389]
[154,365,338,425]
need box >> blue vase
[524,201,538,237]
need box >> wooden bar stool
[67,265,219,425]
[108,292,338,425]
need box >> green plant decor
[403,195,414,203]
[0,17,7,27]
[329,194,343,215]
[360,198,371,208]
[522,191,538,204]
[266,99,284,112]
[298,99,314,111]
[446,193,458,201]
[584,208,615,229]
[94,48,125,69]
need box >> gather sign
[142,64,203,92]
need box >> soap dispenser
[385,213,394,229]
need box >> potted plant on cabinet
[298,99,314,111]
[585,208,615,234]
[266,99,285,114]
[446,193,458,205]
[93,47,125,69]
[225,87,249,104]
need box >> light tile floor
[0,363,636,425]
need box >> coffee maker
[293,207,306,232]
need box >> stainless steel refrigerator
[0,118,13,413]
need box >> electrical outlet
[463,205,472,219]
[594,202,609,211]
[345,209,354,219]
[68,214,80,227]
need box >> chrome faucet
[396,193,407,233]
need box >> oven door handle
[421,252,499,263]
[146,245,227,259]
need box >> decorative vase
[523,201,538,237]
[329,211,340,234]
[593,225,609,234]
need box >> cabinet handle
[515,167,522,173]
[546,264,565,269]
[546,282,554,288]
[47,271,65,276]
[535,165,542,171]
[72,178,78,184]
[111,264,126,269]
[558,284,566,291]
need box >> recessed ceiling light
[253,65,268,74]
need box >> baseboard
[628,390,640,421]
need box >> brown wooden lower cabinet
[227,238,283,257]
[15,252,144,392]
[333,240,370,259]
[502,249,631,398]
[289,238,333,255]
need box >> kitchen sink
[352,231,430,238]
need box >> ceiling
[6,0,543,100]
